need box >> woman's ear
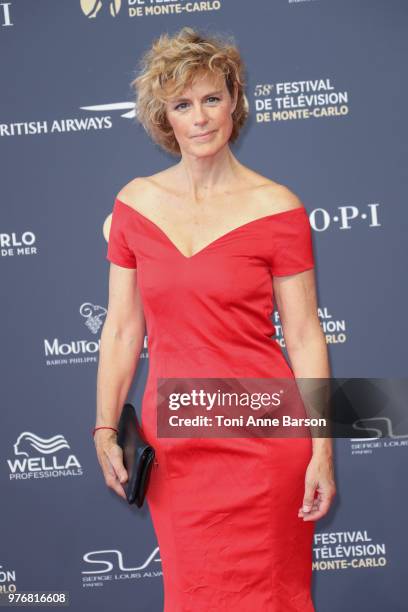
[231,82,238,114]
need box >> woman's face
[165,71,238,158]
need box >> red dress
[106,196,316,612]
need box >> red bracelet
[92,426,118,437]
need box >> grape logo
[44,302,108,367]
[82,548,162,584]
[7,432,83,479]
[80,0,122,18]
[80,302,107,334]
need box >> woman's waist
[145,342,293,379]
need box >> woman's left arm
[273,268,336,522]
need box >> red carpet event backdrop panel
[1,1,407,611]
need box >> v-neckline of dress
[115,197,305,261]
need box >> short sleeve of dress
[106,199,137,269]
[269,207,315,276]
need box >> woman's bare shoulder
[115,175,158,209]
[245,170,305,215]
[116,167,178,206]
[260,182,305,213]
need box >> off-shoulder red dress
[106,197,316,612]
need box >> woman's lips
[192,130,216,139]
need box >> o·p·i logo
[80,0,122,19]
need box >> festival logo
[0,230,37,260]
[313,529,387,570]
[274,305,347,347]
[80,0,122,18]
[253,76,350,124]
[0,562,17,595]
[80,0,222,19]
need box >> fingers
[301,479,316,515]
[298,484,336,521]
[107,444,128,484]
[98,443,129,501]
[298,495,320,517]
[105,467,127,500]
[299,496,332,521]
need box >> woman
[94,26,336,611]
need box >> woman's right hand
[94,430,128,500]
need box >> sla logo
[44,302,107,367]
[350,416,408,455]
[7,432,83,480]
[80,0,122,18]
[82,548,162,585]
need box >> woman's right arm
[94,263,146,500]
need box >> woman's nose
[192,104,208,125]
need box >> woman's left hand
[298,451,336,521]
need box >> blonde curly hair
[130,26,249,156]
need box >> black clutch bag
[117,402,155,508]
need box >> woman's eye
[174,96,221,111]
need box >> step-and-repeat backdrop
[1,2,406,611]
